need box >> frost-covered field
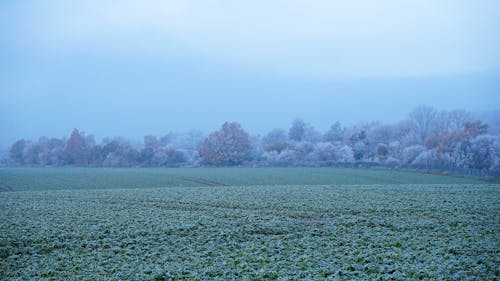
[0,168,498,280]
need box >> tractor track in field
[0,184,13,192]
[179,177,229,187]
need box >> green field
[0,168,498,280]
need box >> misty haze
[1,1,499,280]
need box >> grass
[0,167,485,192]
[0,168,498,280]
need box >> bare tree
[409,105,438,143]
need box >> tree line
[6,106,500,178]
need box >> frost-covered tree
[89,145,104,167]
[288,119,306,142]
[336,145,354,163]
[323,122,344,143]
[101,138,139,167]
[179,130,205,150]
[402,145,425,165]
[144,135,160,150]
[305,128,322,143]
[288,119,321,143]
[388,141,402,159]
[474,110,500,135]
[463,120,488,139]
[376,143,389,161]
[366,123,393,146]
[22,142,40,165]
[441,109,471,131]
[263,148,297,166]
[65,129,91,166]
[413,150,453,169]
[313,142,337,162]
[409,105,439,143]
[199,122,251,166]
[392,120,414,142]
[459,135,498,170]
[248,134,264,164]
[313,142,354,164]
[291,141,316,163]
[162,130,204,150]
[490,138,500,177]
[262,129,289,153]
[151,147,187,167]
[9,139,27,165]
[345,125,372,161]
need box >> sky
[1,0,499,149]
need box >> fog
[1,0,499,149]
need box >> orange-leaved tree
[199,122,251,166]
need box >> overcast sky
[1,0,499,149]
